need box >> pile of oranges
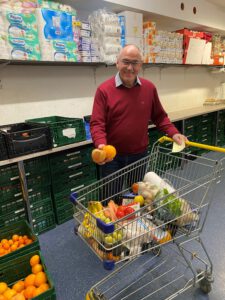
[0,235,33,257]
[0,254,50,300]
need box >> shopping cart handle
[158,136,225,153]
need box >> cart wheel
[74,225,79,235]
[199,277,212,294]
[198,270,213,294]
[149,241,161,256]
[152,246,161,256]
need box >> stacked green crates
[0,157,56,234]
[216,110,225,146]
[24,157,56,235]
[0,164,26,227]
[0,250,56,299]
[183,113,216,156]
[26,116,86,147]
[50,145,97,224]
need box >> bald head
[117,44,143,62]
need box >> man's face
[116,47,142,87]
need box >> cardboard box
[118,11,143,37]
[121,36,143,52]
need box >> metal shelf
[0,59,224,68]
[0,59,106,67]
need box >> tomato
[116,210,125,219]
[117,206,126,212]
[124,207,135,219]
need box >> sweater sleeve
[90,87,107,147]
[151,87,180,137]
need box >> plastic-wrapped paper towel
[36,8,74,41]
[36,8,80,62]
[89,9,121,64]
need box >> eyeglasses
[121,59,142,67]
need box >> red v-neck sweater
[90,76,179,155]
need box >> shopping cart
[70,137,225,299]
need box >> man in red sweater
[90,44,185,178]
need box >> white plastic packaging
[143,172,175,193]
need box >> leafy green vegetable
[156,188,182,217]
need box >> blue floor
[39,157,225,300]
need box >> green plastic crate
[53,191,71,210]
[0,250,56,300]
[0,164,19,185]
[29,186,52,204]
[0,220,39,264]
[0,197,24,215]
[49,146,92,169]
[26,116,86,147]
[30,197,54,219]
[52,170,97,194]
[24,156,50,176]
[0,209,26,228]
[0,184,22,203]
[54,202,74,225]
[27,172,51,189]
[33,212,56,235]
[51,164,96,184]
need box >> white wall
[0,65,224,124]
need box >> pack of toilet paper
[7,36,41,60]
[41,39,80,61]
[1,10,41,60]
[37,0,76,14]
[0,0,37,13]
[0,17,9,58]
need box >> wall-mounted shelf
[0,59,224,69]
[0,59,106,67]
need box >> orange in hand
[91,149,106,164]
[103,145,116,160]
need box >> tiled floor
[39,153,225,300]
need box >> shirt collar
[115,72,142,87]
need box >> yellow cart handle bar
[158,136,225,153]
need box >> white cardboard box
[121,36,143,52]
[118,11,143,38]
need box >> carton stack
[211,34,225,65]
[143,21,156,63]
[176,28,213,64]
[143,22,183,64]
[118,10,143,52]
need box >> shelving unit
[0,59,224,69]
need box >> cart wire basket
[70,137,225,298]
